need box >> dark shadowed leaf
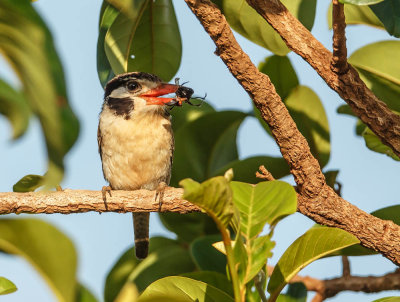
[223,0,316,55]
[328,3,384,29]
[268,228,359,300]
[0,219,77,302]
[362,127,400,161]
[170,101,215,132]
[0,79,30,139]
[180,271,233,298]
[339,0,384,4]
[13,174,44,192]
[171,111,247,186]
[324,170,339,189]
[0,277,17,295]
[190,235,227,274]
[104,0,181,81]
[276,283,307,302]
[370,0,400,37]
[138,276,234,302]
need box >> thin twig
[331,0,349,74]
[342,255,351,277]
[256,165,275,181]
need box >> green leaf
[170,101,215,132]
[371,205,400,225]
[159,212,219,243]
[190,235,227,274]
[0,78,30,139]
[276,283,307,302]
[138,276,234,302]
[76,284,98,302]
[370,0,400,37]
[284,86,331,168]
[0,277,17,295]
[371,297,400,302]
[104,237,195,301]
[180,176,234,228]
[104,0,182,81]
[324,170,339,189]
[339,0,384,5]
[0,218,77,302]
[231,181,297,238]
[267,228,359,300]
[258,55,299,100]
[223,0,316,55]
[180,271,233,298]
[97,2,118,87]
[244,235,274,283]
[0,0,79,186]
[328,3,384,29]
[362,127,400,160]
[213,156,291,183]
[13,174,45,192]
[171,111,247,186]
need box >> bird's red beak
[140,83,179,105]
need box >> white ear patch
[109,86,131,98]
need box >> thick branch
[0,188,199,214]
[331,0,348,74]
[246,0,400,158]
[183,0,400,265]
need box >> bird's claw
[155,182,167,212]
[102,185,112,211]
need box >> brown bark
[246,0,400,158]
[0,188,199,214]
[331,0,349,74]
[183,0,400,265]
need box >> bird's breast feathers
[99,106,173,190]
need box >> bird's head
[103,72,181,118]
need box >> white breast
[99,106,173,190]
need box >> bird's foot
[155,182,168,212]
[102,185,112,211]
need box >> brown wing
[97,124,103,160]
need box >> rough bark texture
[246,0,400,158]
[183,0,400,265]
[0,188,199,214]
[331,0,348,74]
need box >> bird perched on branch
[98,71,192,259]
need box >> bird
[98,71,181,259]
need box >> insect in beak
[140,83,180,105]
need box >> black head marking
[104,72,162,98]
[106,97,134,120]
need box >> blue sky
[0,0,399,301]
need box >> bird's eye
[126,81,140,91]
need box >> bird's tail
[133,212,150,259]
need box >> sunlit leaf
[370,0,400,37]
[0,218,77,302]
[104,0,181,81]
[339,0,384,5]
[362,127,400,161]
[276,283,307,302]
[268,228,359,300]
[328,3,384,29]
[371,297,400,302]
[180,271,233,298]
[0,277,17,295]
[76,284,98,302]
[13,174,44,192]
[138,276,234,302]
[223,0,316,55]
[0,78,30,139]
[190,235,227,274]
[180,176,234,228]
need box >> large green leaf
[170,101,215,132]
[231,181,297,238]
[180,176,234,228]
[285,86,331,167]
[213,156,291,183]
[258,55,298,100]
[0,218,77,302]
[171,111,247,186]
[0,277,17,295]
[76,284,98,302]
[190,235,227,274]
[362,127,400,160]
[180,271,233,298]
[0,0,79,186]
[267,228,359,301]
[276,283,307,302]
[370,0,400,37]
[138,276,234,302]
[13,174,45,192]
[327,3,384,29]
[104,237,195,301]
[372,297,400,302]
[104,0,181,81]
[0,78,30,139]
[97,2,118,87]
[223,0,317,55]
[340,0,384,4]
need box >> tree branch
[245,0,400,158]
[0,188,199,214]
[331,0,349,74]
[183,0,400,265]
